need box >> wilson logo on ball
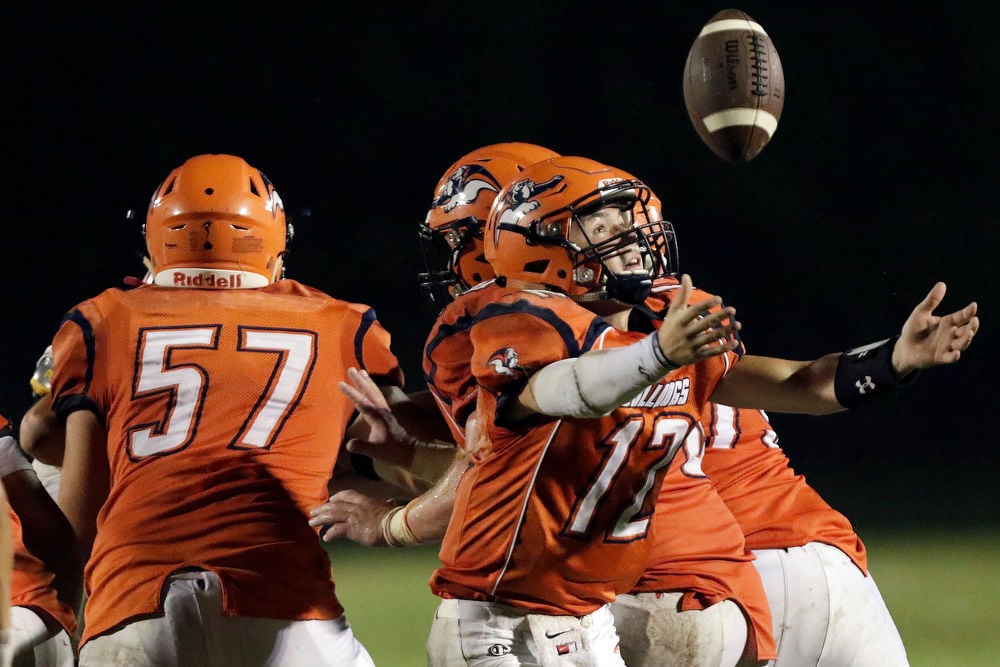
[683,9,785,162]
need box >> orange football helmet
[145,154,289,288]
[418,142,560,311]
[485,156,676,303]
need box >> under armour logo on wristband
[834,336,909,408]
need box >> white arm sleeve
[530,332,678,418]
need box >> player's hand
[656,274,740,366]
[30,345,54,397]
[309,489,395,546]
[892,282,979,375]
[340,367,418,467]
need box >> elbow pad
[531,332,678,418]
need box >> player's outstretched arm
[316,366,467,546]
[712,281,980,415]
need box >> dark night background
[7,2,998,532]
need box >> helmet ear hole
[525,260,550,274]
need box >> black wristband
[834,335,918,408]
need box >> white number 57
[128,326,315,457]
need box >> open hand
[341,367,417,466]
[656,274,741,367]
[893,282,979,375]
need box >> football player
[647,277,911,666]
[320,153,767,665]
[315,152,977,665]
[422,155,976,666]
[45,153,406,666]
[332,147,776,665]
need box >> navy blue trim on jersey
[50,308,104,423]
[354,308,377,372]
[68,308,97,393]
[472,298,611,358]
[422,312,476,402]
[353,307,403,388]
[473,297,613,430]
[51,394,102,425]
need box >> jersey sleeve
[50,298,108,420]
[343,304,404,388]
[469,293,603,396]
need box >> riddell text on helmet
[169,271,245,288]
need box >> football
[683,9,784,162]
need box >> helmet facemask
[565,186,676,305]
[420,142,561,313]
[418,216,485,311]
[486,155,677,302]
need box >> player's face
[571,207,645,276]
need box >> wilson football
[683,9,784,161]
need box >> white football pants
[80,570,375,667]
[427,598,627,666]
[753,542,908,666]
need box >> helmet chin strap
[571,268,652,306]
[498,272,652,308]
[498,277,550,292]
[603,273,653,305]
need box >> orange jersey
[0,417,77,636]
[646,277,866,573]
[629,422,775,660]
[422,280,505,447]
[700,405,867,572]
[49,280,403,644]
[430,287,736,616]
[629,279,775,659]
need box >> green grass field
[327,528,1000,666]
